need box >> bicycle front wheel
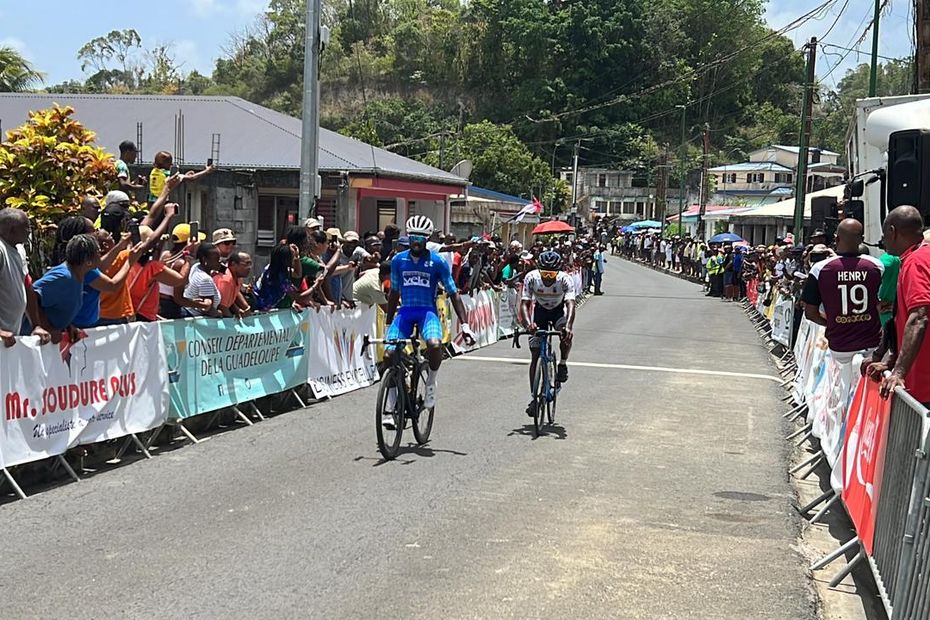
[376,368,406,460]
[411,360,434,445]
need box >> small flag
[509,197,543,223]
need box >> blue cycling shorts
[386,306,443,346]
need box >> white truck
[847,94,930,247]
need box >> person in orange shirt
[213,251,252,317]
[97,194,179,326]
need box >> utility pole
[656,148,669,235]
[793,37,817,247]
[298,0,322,220]
[919,0,930,92]
[676,104,687,236]
[696,123,710,239]
[571,140,580,224]
[869,0,881,96]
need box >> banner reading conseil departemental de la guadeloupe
[161,311,310,419]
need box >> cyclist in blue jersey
[383,216,474,427]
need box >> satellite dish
[450,159,473,179]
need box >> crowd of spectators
[0,139,615,348]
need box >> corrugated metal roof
[467,186,531,204]
[770,144,840,157]
[708,161,793,172]
[0,93,466,186]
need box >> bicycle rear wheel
[547,356,558,425]
[411,360,434,445]
[532,357,546,437]
[376,368,406,460]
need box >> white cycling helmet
[406,215,434,237]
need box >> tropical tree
[0,47,44,92]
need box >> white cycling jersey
[521,269,576,310]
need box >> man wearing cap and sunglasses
[382,216,475,426]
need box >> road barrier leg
[290,389,307,410]
[56,455,80,483]
[794,429,815,447]
[1,467,27,500]
[176,422,200,444]
[810,536,860,571]
[828,550,865,588]
[791,451,823,474]
[808,492,840,525]
[130,433,152,459]
[787,423,812,440]
[799,456,825,480]
[248,401,266,421]
[231,406,254,426]
[799,489,835,515]
[786,407,809,424]
[783,402,807,418]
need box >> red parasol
[531,220,575,235]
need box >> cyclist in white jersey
[519,250,576,417]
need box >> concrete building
[0,93,467,268]
[709,145,844,206]
[558,167,679,222]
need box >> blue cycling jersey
[390,250,457,308]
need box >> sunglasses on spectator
[220,240,236,246]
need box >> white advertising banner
[0,323,169,469]
[771,295,794,347]
[451,290,499,353]
[791,319,826,405]
[496,287,519,338]
[306,306,380,398]
[808,349,862,490]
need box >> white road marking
[454,355,781,382]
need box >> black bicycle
[514,329,562,437]
[363,335,434,460]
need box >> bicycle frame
[536,330,561,404]
[362,336,421,411]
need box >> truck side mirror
[849,179,864,198]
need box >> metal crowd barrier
[873,388,930,618]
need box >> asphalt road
[0,259,817,619]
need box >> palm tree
[0,47,44,92]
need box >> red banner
[841,376,891,554]
[746,278,759,307]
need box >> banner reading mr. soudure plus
[0,323,168,468]
[161,311,309,418]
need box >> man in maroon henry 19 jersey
[801,219,884,358]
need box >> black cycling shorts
[531,303,566,348]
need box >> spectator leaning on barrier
[866,206,930,404]
[31,235,100,343]
[0,208,31,346]
[213,251,252,317]
[183,243,222,318]
[254,243,300,312]
[802,219,883,361]
[129,225,195,322]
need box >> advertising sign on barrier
[496,287,519,338]
[451,290,499,353]
[809,352,861,491]
[842,376,891,555]
[162,311,309,418]
[771,295,794,347]
[791,319,825,405]
[306,306,380,398]
[0,323,168,468]
[746,278,759,307]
